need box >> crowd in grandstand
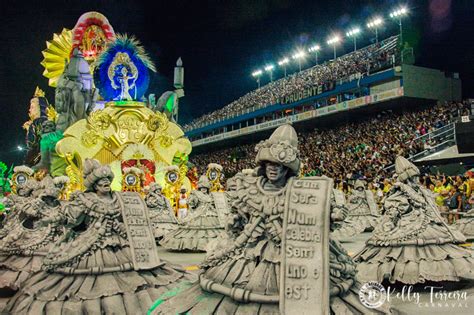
[184,36,399,131]
[190,100,471,185]
[422,172,474,223]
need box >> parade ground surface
[1,233,473,314]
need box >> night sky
[0,0,473,165]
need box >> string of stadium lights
[251,5,409,87]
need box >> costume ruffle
[160,213,224,252]
[354,243,474,284]
[5,246,194,314]
[454,215,474,239]
[0,255,43,292]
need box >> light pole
[292,51,306,72]
[346,27,361,51]
[252,70,262,88]
[390,7,408,45]
[367,17,383,44]
[327,35,341,60]
[264,64,275,82]
[308,44,321,64]
[278,57,289,77]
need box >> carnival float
[21,12,193,205]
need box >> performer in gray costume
[160,176,225,252]
[151,125,392,314]
[6,159,193,314]
[145,182,179,240]
[354,156,474,284]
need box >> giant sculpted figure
[55,48,96,132]
[151,124,392,314]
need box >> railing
[383,123,456,172]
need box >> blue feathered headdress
[94,34,156,101]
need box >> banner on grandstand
[280,81,335,104]
[192,87,404,147]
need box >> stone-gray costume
[151,125,391,314]
[6,159,193,314]
[0,185,63,294]
[145,183,179,240]
[160,176,225,252]
[454,209,474,239]
[330,188,365,240]
[354,156,474,284]
[345,180,380,232]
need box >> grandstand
[183,33,470,180]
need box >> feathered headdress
[94,34,156,101]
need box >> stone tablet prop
[333,188,346,207]
[211,191,230,226]
[118,192,161,270]
[366,190,378,215]
[280,177,331,315]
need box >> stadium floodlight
[278,57,289,65]
[292,51,306,72]
[308,44,321,64]
[390,6,409,45]
[326,35,341,60]
[367,17,384,44]
[278,58,290,77]
[252,70,262,77]
[264,64,274,71]
[252,70,262,88]
[264,64,275,81]
[346,27,361,51]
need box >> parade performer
[0,184,63,295]
[454,209,474,239]
[345,179,380,231]
[354,156,474,284]
[176,186,188,220]
[151,124,392,314]
[145,183,179,240]
[6,159,193,314]
[160,176,225,252]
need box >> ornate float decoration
[41,29,73,87]
[41,12,115,87]
[72,11,115,63]
[56,33,192,192]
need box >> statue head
[94,177,112,195]
[29,97,41,120]
[41,120,56,134]
[255,124,300,183]
[149,182,162,194]
[83,159,114,193]
[197,175,210,194]
[354,180,366,192]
